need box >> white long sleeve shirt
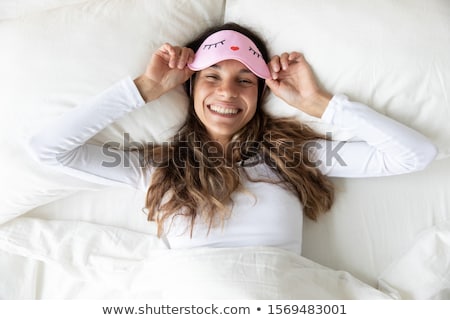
[28,77,437,253]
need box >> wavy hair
[144,23,334,237]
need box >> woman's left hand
[265,52,332,118]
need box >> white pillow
[225,0,450,157]
[0,0,92,20]
[378,220,450,299]
[0,0,225,222]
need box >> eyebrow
[209,64,253,74]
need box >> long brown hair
[144,23,334,236]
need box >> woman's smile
[207,103,242,116]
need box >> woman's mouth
[208,104,241,116]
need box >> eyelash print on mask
[203,40,226,50]
[248,46,261,58]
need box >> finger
[265,79,280,96]
[160,43,175,55]
[187,48,195,65]
[159,43,177,68]
[269,55,281,72]
[178,47,192,69]
[185,68,195,80]
[268,56,281,79]
[165,44,180,69]
[288,51,303,62]
[265,78,276,89]
[172,47,183,69]
[264,79,275,91]
[280,52,290,70]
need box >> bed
[0,0,449,299]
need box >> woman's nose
[217,80,238,98]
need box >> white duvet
[0,217,391,299]
[2,217,449,299]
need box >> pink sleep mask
[188,30,271,79]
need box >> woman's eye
[205,74,219,80]
[238,79,254,85]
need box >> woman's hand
[134,43,195,102]
[265,52,332,118]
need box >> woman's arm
[313,95,437,177]
[266,52,437,177]
[28,44,195,190]
[28,77,151,190]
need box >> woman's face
[193,59,259,145]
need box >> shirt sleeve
[28,76,151,191]
[314,94,437,178]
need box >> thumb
[265,79,280,94]
[182,67,195,83]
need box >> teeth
[209,105,239,115]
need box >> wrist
[297,91,332,118]
[133,75,164,103]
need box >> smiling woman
[28,22,437,254]
[142,23,337,244]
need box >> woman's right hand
[134,43,195,102]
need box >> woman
[29,23,437,254]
